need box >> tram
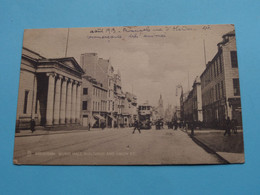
[138,103,152,129]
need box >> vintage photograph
[13,24,244,165]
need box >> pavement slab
[184,129,245,164]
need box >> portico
[43,73,82,126]
[16,47,84,130]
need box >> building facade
[121,92,138,127]
[81,76,107,128]
[80,53,126,128]
[182,77,203,123]
[16,47,84,130]
[200,30,242,128]
[174,85,183,121]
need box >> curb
[190,135,230,164]
[14,130,90,138]
[180,129,230,164]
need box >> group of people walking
[224,117,238,136]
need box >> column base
[71,118,76,124]
[53,119,60,125]
[65,118,71,124]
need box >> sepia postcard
[13,24,245,165]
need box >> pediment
[48,57,84,74]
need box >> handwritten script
[87,25,212,40]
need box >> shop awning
[108,115,117,121]
[93,114,106,121]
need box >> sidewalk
[14,127,122,137]
[183,129,245,164]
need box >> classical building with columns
[15,47,84,130]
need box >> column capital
[63,76,69,82]
[71,79,77,85]
[46,72,56,77]
[67,78,72,83]
[57,74,63,80]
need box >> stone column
[53,75,62,125]
[46,73,55,126]
[60,77,68,125]
[32,75,37,119]
[76,82,82,123]
[71,81,77,123]
[66,79,72,124]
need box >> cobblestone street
[14,127,223,165]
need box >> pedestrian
[224,117,231,136]
[231,118,238,134]
[156,120,160,130]
[190,121,194,136]
[101,121,105,130]
[88,122,91,131]
[30,119,35,133]
[133,120,141,134]
[173,121,177,130]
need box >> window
[221,81,224,98]
[23,90,29,114]
[213,63,216,78]
[219,56,222,73]
[210,66,213,80]
[82,101,88,110]
[216,60,219,76]
[215,85,218,100]
[218,83,220,100]
[83,88,88,95]
[231,51,238,68]
[233,78,240,96]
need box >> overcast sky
[23,24,235,107]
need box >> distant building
[180,91,189,121]
[200,30,242,128]
[16,47,84,130]
[121,92,138,127]
[174,85,183,121]
[164,104,174,122]
[157,94,164,119]
[182,77,203,122]
[81,76,107,128]
[80,53,127,128]
[107,63,116,127]
[113,70,124,127]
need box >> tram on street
[138,103,152,129]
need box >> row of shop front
[202,97,242,129]
[81,112,136,129]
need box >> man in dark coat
[133,120,141,134]
[30,119,35,133]
[224,117,231,136]
[190,121,195,136]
